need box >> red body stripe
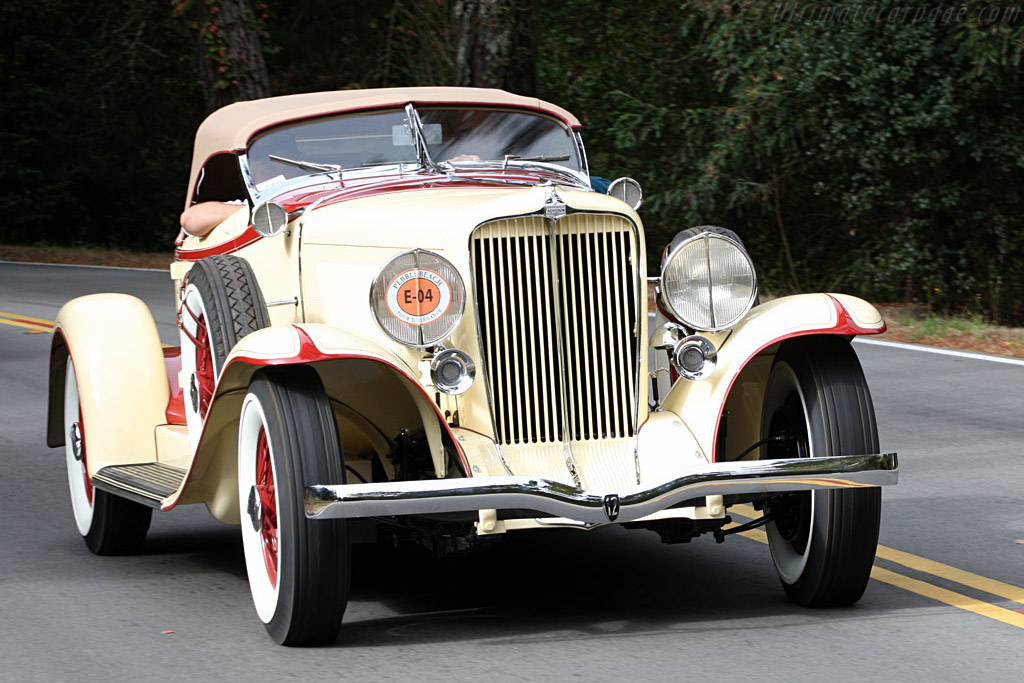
[174,171,572,261]
[174,226,263,261]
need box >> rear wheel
[761,337,881,606]
[238,366,350,645]
[63,357,151,554]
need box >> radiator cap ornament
[544,187,566,220]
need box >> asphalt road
[1,261,1022,682]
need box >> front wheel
[760,337,882,607]
[238,366,350,645]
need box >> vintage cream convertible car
[47,87,897,645]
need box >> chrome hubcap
[247,484,262,532]
[69,422,84,462]
[190,373,200,413]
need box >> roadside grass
[875,304,1024,359]
[5,242,1022,359]
[0,243,170,269]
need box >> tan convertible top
[187,86,582,205]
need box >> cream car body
[47,87,897,645]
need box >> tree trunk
[194,0,271,112]
[451,0,536,96]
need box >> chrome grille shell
[470,212,643,452]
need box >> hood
[289,174,639,249]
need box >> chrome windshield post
[404,103,443,174]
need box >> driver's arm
[176,202,246,244]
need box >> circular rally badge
[386,268,452,325]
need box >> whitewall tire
[237,366,350,645]
[760,337,882,607]
[63,357,152,555]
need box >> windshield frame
[240,104,590,202]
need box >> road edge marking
[0,259,166,272]
[854,337,1024,367]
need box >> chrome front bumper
[305,453,898,524]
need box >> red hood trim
[172,171,581,261]
[272,170,580,213]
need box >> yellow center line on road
[0,309,175,348]
[730,503,1024,607]
[869,567,1024,629]
[0,310,54,333]
[0,310,55,325]
[727,504,1024,629]
[874,544,1024,607]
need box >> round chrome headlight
[371,250,465,347]
[661,232,757,331]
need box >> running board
[92,463,188,509]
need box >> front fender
[47,294,169,475]
[659,293,884,461]
[185,323,465,524]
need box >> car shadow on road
[126,517,875,648]
[333,525,836,647]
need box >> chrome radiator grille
[471,214,641,446]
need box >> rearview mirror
[251,201,289,237]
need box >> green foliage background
[3,1,1023,322]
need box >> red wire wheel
[193,314,216,417]
[237,366,350,646]
[255,426,278,587]
[179,255,270,439]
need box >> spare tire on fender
[179,254,270,442]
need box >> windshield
[246,107,582,189]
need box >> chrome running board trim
[92,463,187,509]
[306,453,898,524]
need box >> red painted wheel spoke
[255,427,278,588]
[194,313,216,417]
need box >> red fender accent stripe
[221,326,470,477]
[709,295,885,461]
